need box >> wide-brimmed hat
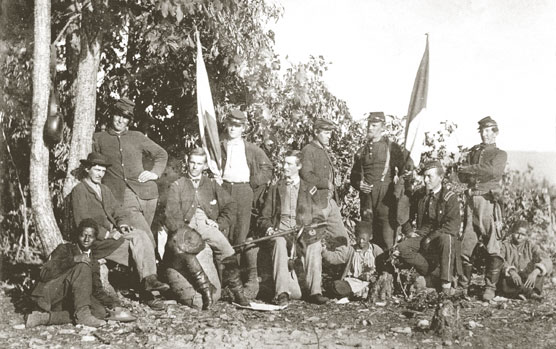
[79,152,112,167]
[113,97,135,119]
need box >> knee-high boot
[483,256,503,301]
[180,253,214,310]
[222,256,249,306]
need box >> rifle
[233,222,328,250]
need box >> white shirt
[222,139,250,182]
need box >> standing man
[458,116,507,301]
[93,97,168,245]
[350,112,410,249]
[165,147,250,306]
[220,110,273,298]
[300,118,348,247]
[258,150,328,305]
[395,161,461,295]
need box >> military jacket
[460,143,507,192]
[410,186,461,238]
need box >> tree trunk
[30,0,63,256]
[61,32,101,198]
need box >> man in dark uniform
[258,150,328,305]
[93,97,168,245]
[395,160,461,295]
[165,147,250,306]
[220,110,273,298]
[458,116,507,301]
[300,118,348,247]
[350,112,410,249]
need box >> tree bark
[30,0,63,255]
[61,32,102,198]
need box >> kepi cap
[367,112,385,124]
[420,160,443,174]
[478,116,498,129]
[226,109,248,125]
[313,118,337,131]
[113,97,135,119]
[80,152,112,168]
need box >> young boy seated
[322,221,384,299]
[26,219,120,328]
[498,220,553,300]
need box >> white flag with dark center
[404,35,429,166]
[196,31,221,176]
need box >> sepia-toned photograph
[0,0,555,347]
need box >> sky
[269,0,556,152]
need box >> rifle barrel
[232,222,327,249]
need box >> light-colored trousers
[189,209,235,261]
[123,188,157,246]
[106,229,157,281]
[322,198,348,245]
[272,236,323,298]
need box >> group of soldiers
[25,99,553,329]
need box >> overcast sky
[270,0,556,152]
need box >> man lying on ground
[498,220,553,300]
[27,219,118,328]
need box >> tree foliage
[0,0,554,261]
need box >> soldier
[300,118,348,247]
[220,110,273,298]
[93,97,168,245]
[165,147,250,306]
[70,152,169,310]
[258,150,328,305]
[458,116,507,301]
[395,160,461,295]
[350,112,410,249]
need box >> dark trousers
[222,183,254,245]
[31,263,106,318]
[498,274,545,298]
[360,182,397,249]
[397,234,456,283]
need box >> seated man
[395,160,461,295]
[163,226,218,310]
[322,221,383,299]
[27,219,114,328]
[70,152,169,309]
[258,150,328,306]
[165,147,249,306]
[498,220,553,300]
